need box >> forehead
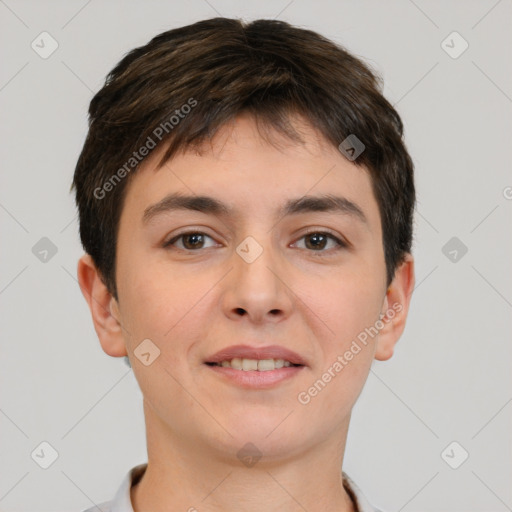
[121,114,381,231]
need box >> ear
[374,253,415,361]
[76,254,127,358]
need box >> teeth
[212,358,295,371]
[242,358,258,371]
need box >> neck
[130,402,356,512]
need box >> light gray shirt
[82,463,383,512]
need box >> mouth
[205,358,303,370]
[204,358,305,389]
[205,344,307,367]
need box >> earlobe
[77,254,127,358]
[374,254,415,361]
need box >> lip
[205,344,307,366]
[205,364,305,389]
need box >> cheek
[119,259,212,358]
[316,271,384,344]
[116,261,173,349]
[300,284,380,420]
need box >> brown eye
[295,232,346,252]
[163,231,217,251]
[305,233,328,250]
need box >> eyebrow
[142,192,368,226]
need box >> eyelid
[163,228,219,248]
[162,227,349,251]
[294,228,348,249]
[299,227,344,239]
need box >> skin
[78,112,414,512]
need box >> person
[73,16,415,512]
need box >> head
[73,18,415,461]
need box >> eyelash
[162,229,347,254]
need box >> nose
[222,236,293,324]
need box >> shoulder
[79,463,147,512]
[80,500,112,512]
[342,471,385,512]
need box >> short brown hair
[71,17,415,300]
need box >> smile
[206,357,301,371]
[205,359,305,389]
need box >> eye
[162,229,347,253]
[293,231,347,253]
[163,231,218,251]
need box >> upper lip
[205,344,307,366]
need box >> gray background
[1,1,511,511]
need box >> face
[79,112,414,461]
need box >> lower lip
[205,364,305,389]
